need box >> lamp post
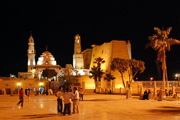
[175,74,180,87]
[150,77,154,81]
[17,83,21,95]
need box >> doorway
[39,87,44,94]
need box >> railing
[141,81,179,88]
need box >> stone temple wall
[89,40,131,89]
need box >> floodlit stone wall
[82,49,92,69]
[0,78,47,95]
[89,40,132,89]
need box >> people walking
[73,87,79,113]
[63,88,74,116]
[79,88,84,101]
[55,87,63,114]
[17,88,24,107]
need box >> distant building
[27,33,36,74]
[18,34,61,81]
[0,33,133,95]
[36,49,61,81]
[89,40,132,89]
[73,34,84,69]
[72,34,132,92]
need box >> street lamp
[17,83,21,86]
[17,83,21,95]
[150,77,154,81]
[39,82,43,87]
[175,73,180,87]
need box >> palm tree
[89,66,104,91]
[111,58,128,88]
[146,27,180,90]
[104,73,116,90]
[90,57,105,91]
[93,57,105,70]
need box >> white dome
[37,51,57,66]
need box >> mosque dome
[37,50,57,66]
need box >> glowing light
[39,82,43,86]
[39,57,43,61]
[150,77,154,81]
[33,61,35,65]
[175,74,180,77]
[78,70,85,75]
[52,61,56,65]
[37,61,42,65]
[85,84,95,89]
[28,61,30,65]
[115,84,123,88]
[40,104,43,109]
[50,57,55,61]
[17,83,21,86]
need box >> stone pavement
[0,94,180,120]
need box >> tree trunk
[98,77,101,89]
[162,51,166,91]
[107,81,111,89]
[95,81,98,93]
[120,72,126,88]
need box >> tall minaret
[73,34,84,69]
[27,32,36,74]
[74,34,81,54]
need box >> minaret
[27,32,36,74]
[74,34,81,54]
[73,34,84,69]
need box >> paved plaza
[0,94,180,120]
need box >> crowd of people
[16,86,84,115]
[55,87,84,115]
[142,88,179,100]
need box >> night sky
[0,1,180,80]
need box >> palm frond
[154,27,162,35]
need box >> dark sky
[0,1,180,80]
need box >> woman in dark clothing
[142,90,148,100]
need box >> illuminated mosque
[0,33,132,95]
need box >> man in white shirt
[73,87,79,113]
[63,88,74,115]
[55,87,63,114]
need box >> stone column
[172,86,176,95]
[154,81,156,88]
[158,89,166,101]
[166,81,169,92]
[3,89,6,95]
[153,87,157,97]
[153,81,157,97]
